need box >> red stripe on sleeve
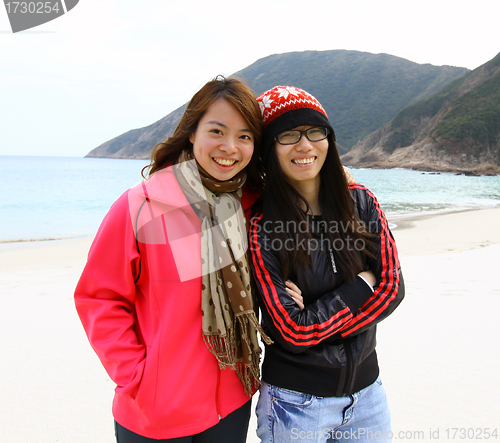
[340,185,400,336]
[249,215,353,346]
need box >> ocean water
[1,156,499,243]
[351,167,500,217]
[1,156,149,243]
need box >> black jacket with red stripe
[249,184,404,397]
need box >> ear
[189,133,194,144]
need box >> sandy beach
[1,208,499,442]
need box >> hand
[358,271,376,288]
[343,166,356,186]
[285,280,304,310]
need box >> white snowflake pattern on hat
[257,85,329,128]
[259,94,274,114]
[275,86,300,100]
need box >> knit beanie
[256,86,335,165]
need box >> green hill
[342,52,500,174]
[434,54,500,154]
[86,50,468,159]
[236,50,469,148]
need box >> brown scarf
[174,153,272,396]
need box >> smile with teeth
[292,157,316,165]
[213,157,237,166]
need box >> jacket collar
[136,164,261,214]
[140,166,190,209]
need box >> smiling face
[274,125,329,190]
[189,98,254,181]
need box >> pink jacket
[74,167,255,439]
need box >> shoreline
[0,236,93,250]
[1,204,498,249]
[0,235,91,244]
[347,164,500,176]
[388,205,500,230]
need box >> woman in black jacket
[249,86,404,443]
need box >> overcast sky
[1,0,499,157]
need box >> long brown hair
[142,76,263,191]
[261,131,375,281]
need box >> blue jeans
[255,377,392,443]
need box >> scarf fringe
[203,311,273,396]
[236,310,273,346]
[203,327,238,369]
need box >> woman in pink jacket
[74,76,269,442]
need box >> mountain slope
[86,50,468,159]
[235,50,469,148]
[341,52,500,175]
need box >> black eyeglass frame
[274,126,330,145]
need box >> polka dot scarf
[174,153,272,396]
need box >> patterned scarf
[174,152,272,396]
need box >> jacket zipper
[328,246,354,394]
[328,248,338,274]
[215,367,222,420]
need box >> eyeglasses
[275,127,330,145]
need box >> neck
[290,178,321,215]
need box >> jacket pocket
[114,353,147,400]
[133,346,158,423]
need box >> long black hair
[261,131,374,281]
